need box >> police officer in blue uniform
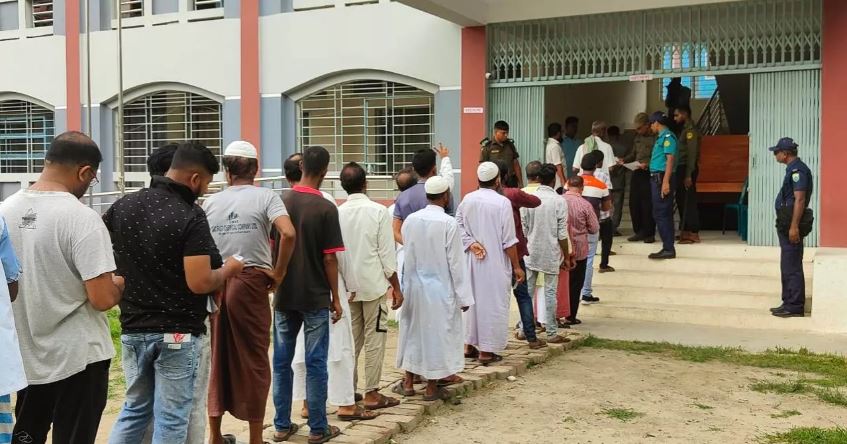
[769,137,813,318]
[647,111,678,260]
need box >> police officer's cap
[768,137,798,153]
[648,111,667,125]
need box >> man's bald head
[525,161,543,182]
[395,166,417,192]
[45,131,102,169]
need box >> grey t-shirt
[0,190,117,385]
[203,185,288,268]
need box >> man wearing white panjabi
[457,162,525,366]
[396,176,473,400]
[281,153,379,422]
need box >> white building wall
[0,36,66,107]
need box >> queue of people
[0,102,813,443]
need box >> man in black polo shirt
[105,142,243,443]
[271,146,344,443]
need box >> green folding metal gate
[748,70,820,247]
[488,86,545,165]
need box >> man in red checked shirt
[271,146,344,444]
[494,160,546,349]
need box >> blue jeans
[109,333,201,444]
[581,232,600,299]
[526,269,559,337]
[272,309,330,435]
[651,172,676,253]
[513,258,537,342]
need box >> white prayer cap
[477,161,499,182]
[223,140,258,159]
[424,176,450,195]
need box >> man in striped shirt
[563,176,600,325]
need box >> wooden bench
[697,135,748,194]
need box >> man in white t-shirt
[0,132,124,444]
[0,215,22,444]
[572,120,617,181]
[545,122,567,192]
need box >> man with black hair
[647,111,679,260]
[545,122,567,191]
[337,162,404,412]
[495,160,544,349]
[107,142,244,443]
[577,151,611,308]
[272,146,345,443]
[480,120,523,187]
[392,146,453,244]
[1,131,124,444]
[146,143,179,177]
[521,163,571,343]
[563,116,580,178]
[769,138,812,318]
[203,141,296,444]
[673,105,702,244]
[458,162,525,365]
[623,113,657,244]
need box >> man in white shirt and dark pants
[572,120,616,178]
[339,162,405,410]
[545,123,567,193]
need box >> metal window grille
[0,100,54,174]
[194,0,223,10]
[120,0,144,18]
[121,91,222,173]
[488,0,821,84]
[296,80,434,175]
[661,46,718,100]
[31,0,53,27]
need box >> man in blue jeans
[105,143,243,443]
[273,146,345,444]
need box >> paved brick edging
[285,331,586,444]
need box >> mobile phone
[233,254,244,263]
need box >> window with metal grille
[0,100,54,174]
[30,0,53,27]
[297,80,434,175]
[661,45,718,100]
[121,91,222,173]
[193,0,223,10]
[120,0,144,18]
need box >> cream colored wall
[544,81,647,137]
[0,36,66,107]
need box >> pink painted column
[65,0,81,131]
[460,27,486,196]
[241,0,261,164]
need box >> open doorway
[542,74,751,236]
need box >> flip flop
[423,387,451,402]
[437,375,464,387]
[479,354,503,366]
[391,382,415,397]
[464,348,479,359]
[338,406,380,421]
[222,435,237,444]
[363,394,400,410]
[271,424,299,442]
[308,426,341,444]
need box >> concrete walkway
[576,316,847,355]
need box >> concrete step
[579,302,816,332]
[611,237,816,261]
[589,284,812,312]
[591,269,812,295]
[601,254,814,278]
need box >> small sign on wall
[463,107,484,114]
[629,74,654,82]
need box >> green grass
[759,427,847,444]
[750,380,847,407]
[601,408,645,422]
[770,410,802,419]
[107,308,124,399]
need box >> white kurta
[292,192,357,406]
[396,205,473,380]
[456,188,518,353]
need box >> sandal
[271,424,299,442]
[308,425,341,444]
[478,354,503,366]
[556,319,572,329]
[222,435,237,444]
[437,375,464,386]
[464,348,479,359]
[423,386,451,401]
[338,406,380,421]
[363,394,400,410]
[391,382,415,397]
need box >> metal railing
[85,175,401,213]
[697,90,729,136]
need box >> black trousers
[599,219,614,268]
[778,232,805,314]
[629,169,655,237]
[568,259,588,320]
[675,165,701,232]
[14,359,110,444]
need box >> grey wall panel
[435,89,461,194]
[222,98,241,149]
[224,0,240,18]
[281,94,296,160]
[0,2,19,32]
[152,0,179,15]
[260,96,283,173]
[98,106,115,191]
